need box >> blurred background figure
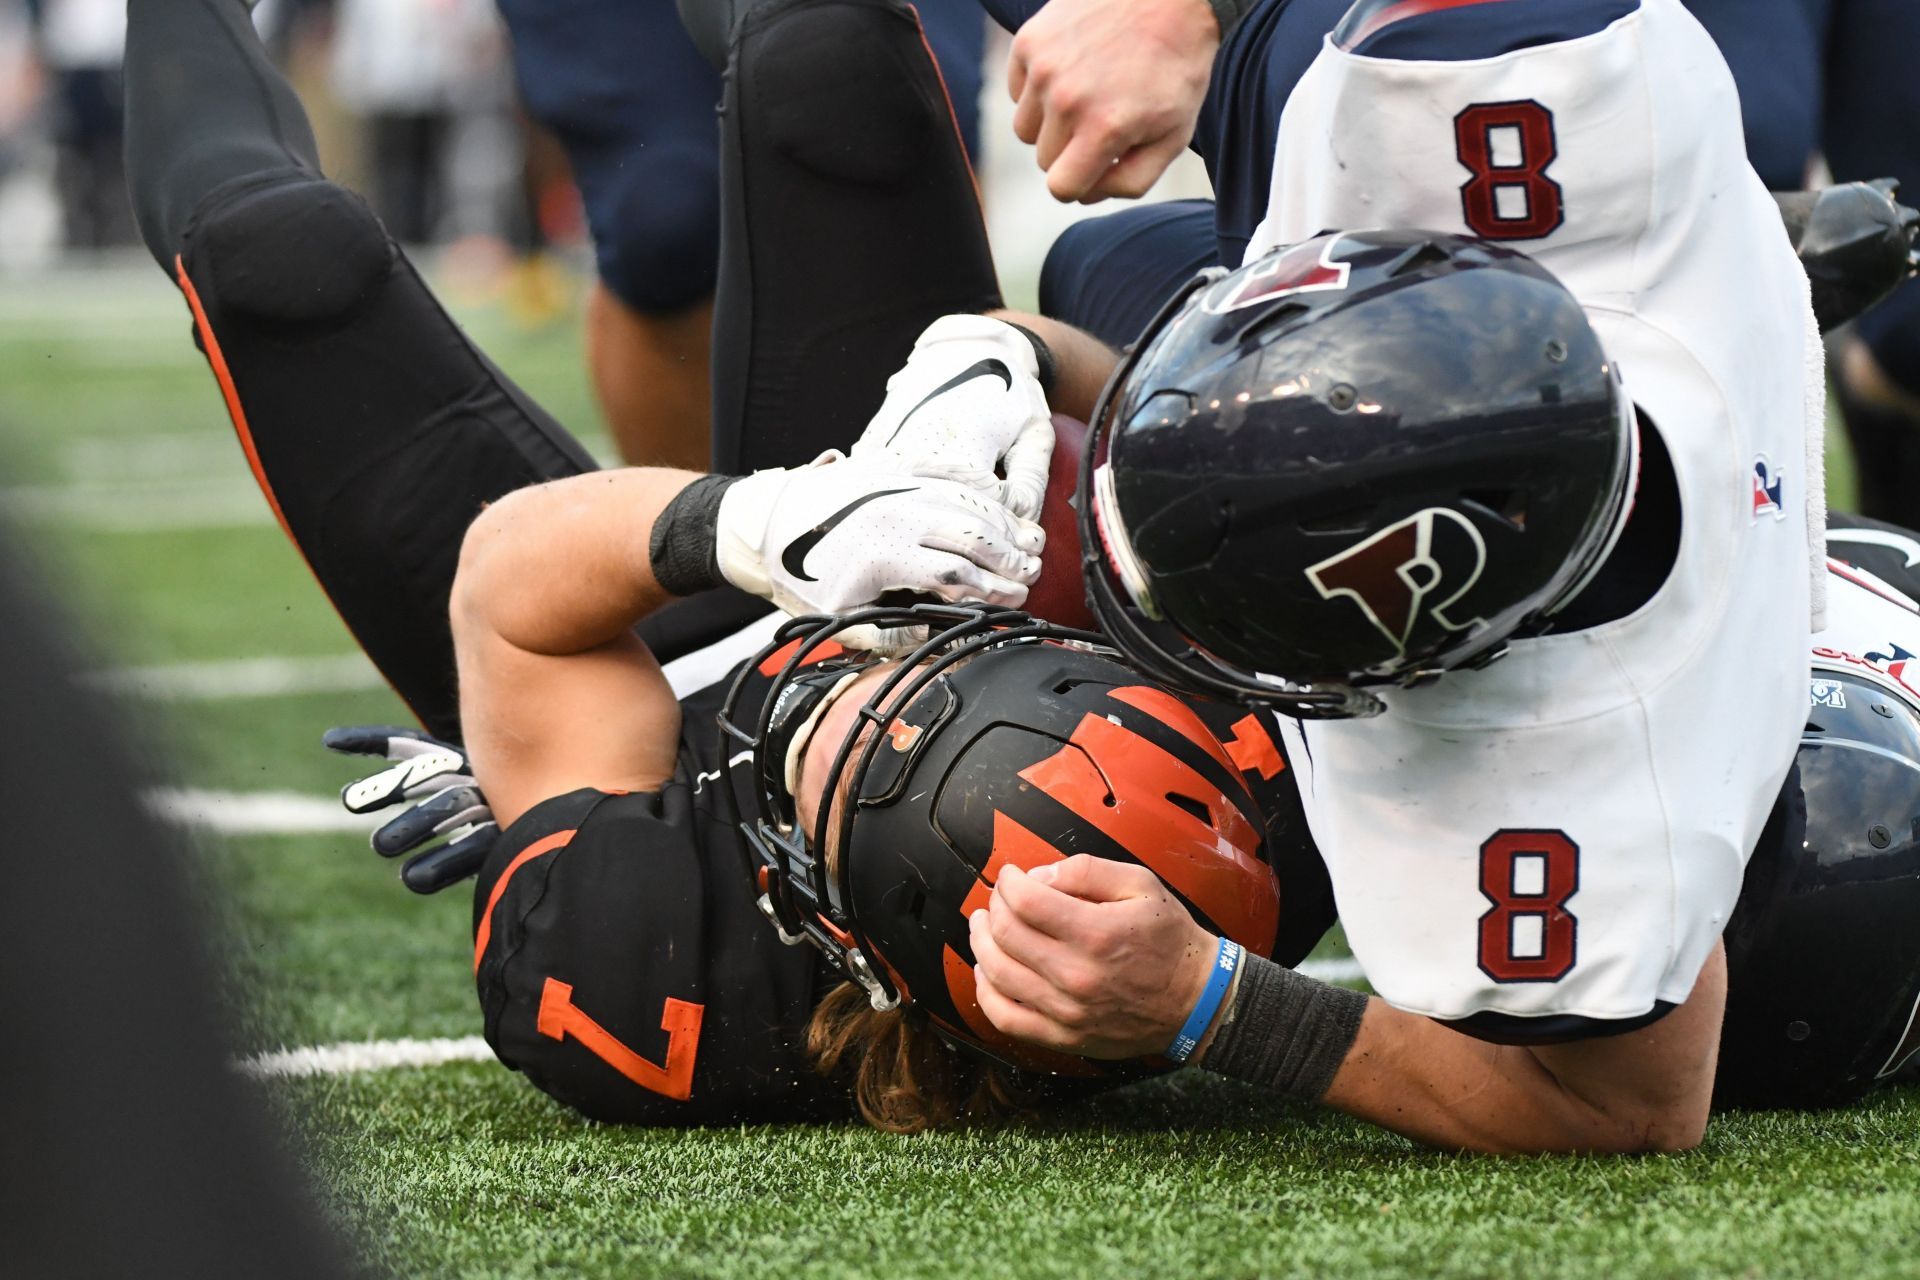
[328,0,507,247]
[22,0,133,251]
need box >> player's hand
[852,315,1054,522]
[325,725,497,894]
[969,855,1219,1058]
[1008,0,1218,202]
[715,449,1044,628]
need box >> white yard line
[237,1036,495,1079]
[90,654,384,701]
[144,787,376,835]
[1,479,273,530]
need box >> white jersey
[1265,0,1820,1025]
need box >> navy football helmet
[1080,230,1636,718]
[1717,664,1920,1109]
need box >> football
[1023,413,1095,629]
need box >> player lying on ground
[122,0,1314,1132]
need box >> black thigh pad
[194,175,393,325]
[749,0,937,187]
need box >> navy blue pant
[498,0,985,317]
[1019,0,1920,392]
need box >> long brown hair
[805,983,1026,1133]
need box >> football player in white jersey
[965,0,1828,1152]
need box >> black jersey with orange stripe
[471,630,1335,1126]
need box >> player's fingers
[973,961,1077,1050]
[1030,852,1162,903]
[369,785,488,857]
[400,824,498,895]
[323,724,430,759]
[1085,134,1185,202]
[1032,101,1083,193]
[920,520,1042,585]
[997,416,1056,522]
[993,861,1107,939]
[340,747,469,813]
[909,553,1031,608]
[1046,114,1137,203]
[969,910,1087,1024]
[974,891,1084,983]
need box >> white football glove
[716,449,1044,635]
[852,314,1055,521]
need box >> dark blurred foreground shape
[0,525,351,1280]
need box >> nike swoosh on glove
[325,725,497,894]
[852,314,1055,521]
[714,449,1044,633]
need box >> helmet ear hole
[1166,793,1211,824]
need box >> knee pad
[192,175,394,325]
[593,146,722,314]
[745,0,944,188]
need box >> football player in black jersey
[125,0,1321,1131]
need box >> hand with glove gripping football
[715,447,1045,643]
[325,725,496,893]
[851,315,1056,522]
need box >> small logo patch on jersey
[1810,678,1848,710]
[1205,238,1352,314]
[1306,507,1488,656]
[1752,455,1787,521]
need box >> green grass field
[3,262,1915,1280]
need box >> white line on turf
[89,654,385,701]
[237,1036,495,1079]
[144,787,377,835]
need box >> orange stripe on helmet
[1019,714,1280,955]
[1105,685,1239,776]
[1224,714,1285,780]
[960,811,1069,919]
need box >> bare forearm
[453,467,700,657]
[1322,948,1725,1154]
[989,309,1119,425]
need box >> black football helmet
[716,603,1284,1073]
[1716,664,1920,1109]
[1080,230,1636,718]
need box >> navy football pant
[499,0,985,317]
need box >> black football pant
[124,0,998,741]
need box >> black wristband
[1202,951,1368,1102]
[1002,321,1060,398]
[648,474,740,597]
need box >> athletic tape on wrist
[649,474,741,597]
[1167,936,1242,1063]
[1002,321,1060,398]
[1202,951,1368,1101]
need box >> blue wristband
[1166,937,1242,1063]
